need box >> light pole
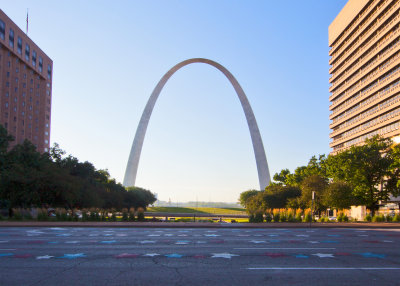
[310,191,315,228]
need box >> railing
[331,103,400,141]
[330,24,400,98]
[330,0,380,55]
[331,121,400,151]
[330,11,400,85]
[331,50,400,111]
[331,56,400,118]
[331,0,395,67]
[331,77,400,128]
[331,32,400,92]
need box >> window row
[0,17,50,76]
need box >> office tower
[329,0,400,153]
[0,9,52,152]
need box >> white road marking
[247,267,400,270]
[235,248,336,250]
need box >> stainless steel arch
[123,58,271,190]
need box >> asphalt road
[0,227,399,286]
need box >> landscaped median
[0,221,400,228]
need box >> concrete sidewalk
[0,221,399,228]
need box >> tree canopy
[0,124,156,210]
[240,135,400,215]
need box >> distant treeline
[155,201,242,208]
[0,124,156,210]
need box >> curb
[0,221,400,228]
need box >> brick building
[0,9,52,152]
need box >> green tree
[298,174,328,211]
[322,181,354,209]
[273,169,291,185]
[263,185,301,209]
[276,155,327,186]
[238,190,260,207]
[326,136,400,215]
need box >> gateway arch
[123,58,271,190]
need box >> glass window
[39,57,43,72]
[25,44,30,61]
[17,37,22,54]
[5,102,8,108]
[0,19,5,40]
[32,50,36,67]
[47,65,51,80]
[9,28,14,47]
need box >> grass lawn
[147,207,246,215]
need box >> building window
[44,148,48,152]
[9,28,14,48]
[47,65,51,80]
[25,44,30,61]
[5,92,9,97]
[45,123,49,128]
[39,57,43,72]
[32,50,36,67]
[45,131,49,136]
[5,102,8,108]
[0,19,5,40]
[17,37,22,55]
[44,139,48,144]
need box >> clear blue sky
[1,0,347,203]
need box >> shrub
[364,214,372,222]
[121,208,128,222]
[56,208,68,221]
[137,207,145,222]
[11,208,22,220]
[128,210,135,222]
[37,208,48,221]
[303,209,312,222]
[110,212,117,222]
[342,214,349,222]
[23,211,33,220]
[393,214,400,222]
[372,214,385,222]
[386,215,393,222]
[272,209,280,222]
[255,212,264,223]
[295,209,303,222]
[265,211,272,222]
[89,208,98,221]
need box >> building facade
[0,9,52,153]
[329,0,400,153]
